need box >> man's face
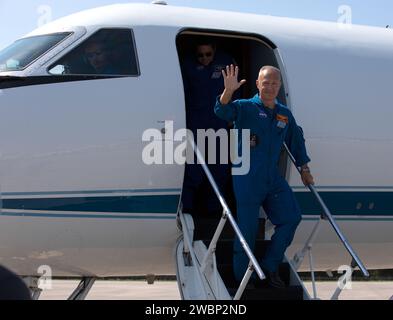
[256,69,282,102]
[196,45,215,66]
[85,43,109,71]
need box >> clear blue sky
[0,0,392,49]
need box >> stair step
[189,216,303,300]
[204,239,271,265]
[217,262,291,288]
[228,286,304,300]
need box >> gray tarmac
[38,280,393,300]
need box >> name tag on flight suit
[211,71,221,79]
[276,114,288,129]
[211,65,225,79]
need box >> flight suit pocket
[275,114,289,137]
[264,184,300,225]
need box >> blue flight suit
[215,94,310,281]
[181,51,236,213]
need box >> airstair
[175,137,369,300]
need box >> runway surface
[38,280,393,300]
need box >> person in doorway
[181,40,238,216]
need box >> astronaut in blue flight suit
[181,41,237,215]
[215,65,315,288]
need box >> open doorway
[176,30,289,225]
[177,30,288,103]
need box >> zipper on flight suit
[266,106,275,187]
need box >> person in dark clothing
[181,40,237,216]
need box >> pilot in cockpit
[83,41,119,75]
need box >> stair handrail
[187,136,265,299]
[283,143,369,278]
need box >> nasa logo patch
[259,112,267,118]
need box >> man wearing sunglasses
[181,40,238,218]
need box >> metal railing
[284,143,369,300]
[182,136,265,300]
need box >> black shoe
[266,271,286,289]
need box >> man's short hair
[259,66,282,80]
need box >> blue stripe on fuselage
[2,194,180,214]
[0,190,392,217]
[295,191,393,216]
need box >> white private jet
[0,2,392,300]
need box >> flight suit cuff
[296,155,311,168]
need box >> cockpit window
[0,33,71,72]
[48,29,139,76]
